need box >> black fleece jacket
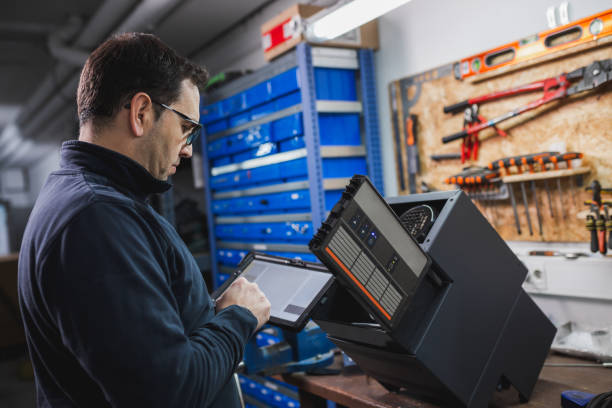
[18,140,257,407]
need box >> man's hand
[215,277,271,330]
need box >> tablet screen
[240,258,333,327]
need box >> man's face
[147,79,200,180]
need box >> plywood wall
[390,42,612,242]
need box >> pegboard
[389,39,612,242]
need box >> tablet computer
[212,252,334,331]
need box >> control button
[358,222,370,238]
[386,255,399,272]
[366,230,378,247]
[349,213,362,229]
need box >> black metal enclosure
[312,189,556,407]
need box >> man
[18,32,270,407]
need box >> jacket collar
[59,140,171,200]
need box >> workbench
[282,354,611,407]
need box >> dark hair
[77,32,208,129]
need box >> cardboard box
[261,3,379,61]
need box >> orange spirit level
[455,9,612,80]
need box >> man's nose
[180,143,193,158]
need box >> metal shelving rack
[200,44,383,288]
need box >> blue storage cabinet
[200,45,383,291]
[200,46,382,408]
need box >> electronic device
[212,252,334,331]
[308,175,556,407]
[309,175,434,335]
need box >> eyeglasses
[152,101,202,146]
[124,100,202,145]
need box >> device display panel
[212,253,334,331]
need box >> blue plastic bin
[223,93,246,116]
[279,136,305,152]
[211,156,232,167]
[216,248,248,266]
[212,189,309,215]
[322,157,367,178]
[272,112,303,142]
[314,67,357,101]
[205,119,228,135]
[207,137,229,159]
[275,91,301,111]
[233,142,278,163]
[244,81,271,110]
[229,111,250,128]
[215,221,312,242]
[200,101,224,124]
[324,190,344,211]
[319,113,361,145]
[269,68,299,99]
[250,101,276,121]
[216,273,230,287]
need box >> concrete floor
[0,354,35,408]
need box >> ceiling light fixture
[305,0,411,42]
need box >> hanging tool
[538,153,584,219]
[520,153,557,236]
[488,155,539,236]
[488,156,525,234]
[586,215,597,253]
[584,181,612,254]
[444,167,501,224]
[554,152,584,209]
[389,84,406,192]
[586,181,612,204]
[405,114,420,194]
[606,205,612,251]
[596,213,607,255]
[507,182,521,235]
[544,179,555,218]
[442,59,612,147]
[528,250,588,260]
[455,105,507,162]
[431,153,461,161]
[519,180,533,235]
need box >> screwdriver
[596,214,607,255]
[406,114,419,194]
[586,215,597,253]
[520,153,556,236]
[465,169,500,224]
[605,205,612,251]
[488,157,523,234]
[445,168,500,222]
[519,152,557,220]
[556,152,583,208]
[487,158,522,233]
[489,156,533,235]
[538,154,573,219]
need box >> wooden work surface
[282,354,612,408]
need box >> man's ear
[127,93,155,138]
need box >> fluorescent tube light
[306,0,411,41]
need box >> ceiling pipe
[3,0,188,169]
[16,0,184,141]
[47,15,89,67]
[16,0,140,130]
